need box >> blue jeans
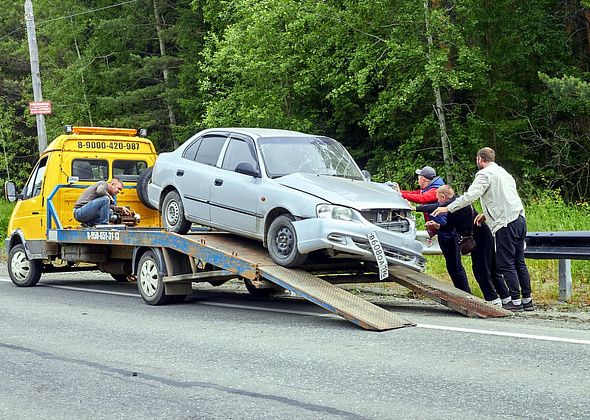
[73,196,111,225]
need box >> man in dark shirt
[73,178,129,226]
[419,185,510,305]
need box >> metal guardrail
[417,230,590,302]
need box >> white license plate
[367,232,389,280]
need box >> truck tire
[162,190,192,234]
[266,215,307,268]
[8,244,42,287]
[136,167,157,210]
[137,250,172,305]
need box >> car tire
[162,190,192,234]
[266,215,307,268]
[8,244,42,287]
[136,167,157,210]
[137,250,172,305]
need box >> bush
[0,199,14,242]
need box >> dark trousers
[495,215,532,299]
[471,224,510,301]
[438,234,471,294]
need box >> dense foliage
[1,0,589,202]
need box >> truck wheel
[136,167,157,210]
[8,244,42,287]
[137,251,171,305]
[266,215,307,268]
[162,190,191,234]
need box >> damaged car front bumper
[292,218,426,272]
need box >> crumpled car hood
[276,173,410,210]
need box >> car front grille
[360,209,411,233]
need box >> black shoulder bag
[459,206,477,255]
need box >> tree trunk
[424,0,453,184]
[153,0,178,149]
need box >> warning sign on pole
[29,101,52,115]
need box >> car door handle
[32,211,40,215]
[214,178,223,186]
[176,170,184,177]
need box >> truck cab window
[113,160,148,182]
[24,157,48,199]
[72,159,108,181]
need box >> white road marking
[416,323,590,345]
[1,277,588,344]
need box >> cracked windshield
[259,136,363,180]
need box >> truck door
[11,156,48,239]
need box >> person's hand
[426,220,440,230]
[474,214,486,226]
[384,181,400,192]
[431,206,448,217]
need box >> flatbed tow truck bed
[49,227,510,331]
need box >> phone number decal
[77,141,140,150]
[87,231,121,241]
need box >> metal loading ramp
[259,265,413,331]
[388,266,512,318]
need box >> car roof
[203,127,316,139]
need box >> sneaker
[523,300,535,311]
[502,301,524,312]
[486,298,502,307]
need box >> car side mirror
[361,169,371,181]
[4,180,20,202]
[235,162,261,178]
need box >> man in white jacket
[432,147,533,311]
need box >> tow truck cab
[5,126,160,268]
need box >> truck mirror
[361,169,371,181]
[4,181,18,202]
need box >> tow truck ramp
[49,228,510,331]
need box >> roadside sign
[29,101,52,115]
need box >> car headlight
[316,204,354,221]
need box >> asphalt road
[0,271,589,420]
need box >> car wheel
[162,190,191,234]
[137,250,172,305]
[136,167,157,210]
[266,215,307,268]
[8,244,42,287]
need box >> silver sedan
[148,128,425,271]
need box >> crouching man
[73,178,130,227]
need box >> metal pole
[558,259,572,302]
[24,0,47,154]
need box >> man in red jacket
[400,166,445,236]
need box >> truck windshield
[258,136,363,180]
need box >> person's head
[415,166,436,189]
[436,185,454,203]
[476,147,495,170]
[107,178,124,195]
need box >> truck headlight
[316,204,354,221]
